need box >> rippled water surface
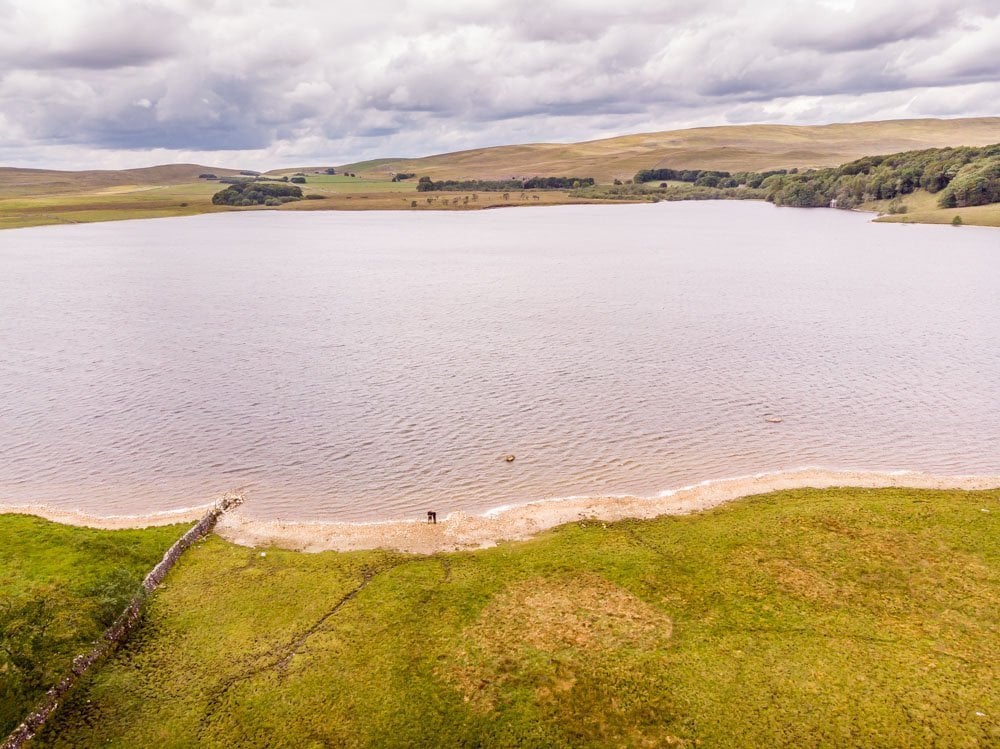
[1,202,998,520]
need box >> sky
[1,0,998,170]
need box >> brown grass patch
[446,574,672,713]
[764,559,848,605]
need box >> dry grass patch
[449,573,673,713]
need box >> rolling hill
[1,117,998,229]
[0,163,245,199]
[334,117,1000,183]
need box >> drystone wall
[1,493,244,749]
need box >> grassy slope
[870,189,1000,227]
[0,164,248,230]
[0,164,245,198]
[35,487,1000,748]
[337,117,1000,183]
[0,516,184,736]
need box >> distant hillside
[336,117,1000,183]
[0,164,245,198]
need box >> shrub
[290,176,306,184]
[305,194,325,200]
[86,567,142,628]
[212,182,302,206]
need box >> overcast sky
[1,0,998,170]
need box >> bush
[290,176,306,184]
[86,567,142,628]
[952,215,963,226]
[212,182,303,206]
[305,194,325,200]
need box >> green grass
[0,516,185,735]
[870,190,1000,227]
[269,174,417,192]
[30,487,1000,748]
[0,182,232,230]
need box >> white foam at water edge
[473,466,1000,524]
[5,467,1000,531]
[480,492,642,519]
[481,503,518,518]
[0,501,214,520]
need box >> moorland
[2,117,999,230]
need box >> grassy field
[0,516,184,736]
[23,487,1000,748]
[0,174,591,229]
[0,182,234,230]
[869,190,1000,227]
[267,173,418,192]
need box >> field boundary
[1,492,244,749]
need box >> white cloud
[0,0,996,169]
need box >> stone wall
[1,493,244,749]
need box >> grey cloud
[1,2,185,71]
[0,0,997,169]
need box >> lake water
[1,202,998,521]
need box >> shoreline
[0,502,212,530]
[3,197,998,233]
[4,468,999,554]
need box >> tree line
[634,167,792,189]
[632,144,1000,209]
[416,176,595,192]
